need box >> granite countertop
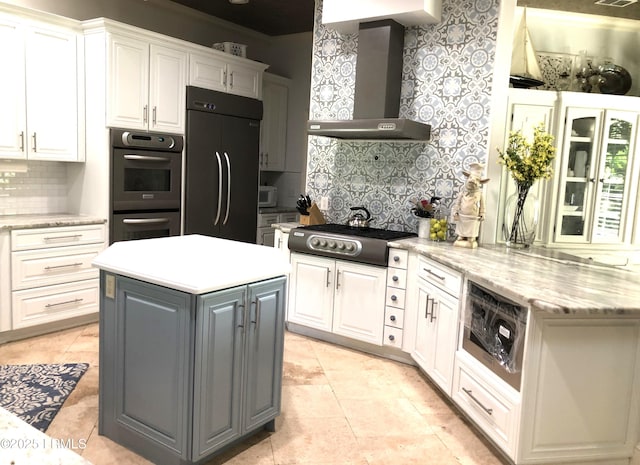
[0,407,93,464]
[0,214,106,231]
[389,237,640,315]
[92,234,290,294]
[271,222,301,233]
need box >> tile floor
[0,323,509,465]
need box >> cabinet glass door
[592,111,637,243]
[555,108,602,243]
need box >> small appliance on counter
[259,185,278,207]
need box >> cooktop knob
[319,240,327,248]
[345,243,355,252]
[310,238,320,247]
[337,242,345,250]
[328,240,336,249]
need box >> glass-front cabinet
[554,108,638,244]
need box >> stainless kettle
[347,206,373,228]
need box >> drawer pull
[45,298,83,308]
[44,262,83,271]
[44,234,82,242]
[390,295,397,301]
[462,387,493,415]
[393,255,400,262]
[392,275,399,282]
[388,334,395,341]
[389,315,396,321]
[423,268,445,281]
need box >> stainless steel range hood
[307,20,431,141]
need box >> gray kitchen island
[92,235,290,465]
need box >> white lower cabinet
[288,253,386,345]
[452,351,520,457]
[7,223,106,331]
[408,255,461,396]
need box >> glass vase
[503,184,539,248]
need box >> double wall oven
[110,129,183,243]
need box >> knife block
[300,203,325,225]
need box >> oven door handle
[214,152,223,225]
[222,152,231,225]
[123,154,171,162]
[122,218,171,225]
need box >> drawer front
[384,307,404,328]
[387,248,408,269]
[11,224,106,251]
[417,255,461,297]
[12,245,102,290]
[385,287,406,309]
[453,363,514,447]
[383,326,403,348]
[386,268,407,289]
[258,213,279,227]
[12,279,99,329]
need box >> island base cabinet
[518,316,640,465]
[99,273,286,465]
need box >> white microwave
[258,185,278,207]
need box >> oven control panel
[307,234,362,257]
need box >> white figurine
[452,163,490,248]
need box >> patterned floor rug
[0,363,89,432]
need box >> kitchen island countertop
[92,234,290,294]
[390,237,640,315]
[0,214,106,231]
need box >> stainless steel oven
[110,129,183,243]
[461,281,527,391]
[111,130,183,211]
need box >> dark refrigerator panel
[184,86,262,244]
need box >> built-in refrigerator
[184,86,262,243]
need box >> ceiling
[168,0,639,36]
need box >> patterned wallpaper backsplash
[0,162,68,215]
[306,0,499,233]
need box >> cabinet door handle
[425,296,432,319]
[32,132,37,152]
[430,300,438,323]
[326,268,331,287]
[44,234,82,242]
[152,106,157,125]
[251,298,260,330]
[143,105,148,124]
[223,70,227,86]
[44,262,83,271]
[45,298,83,308]
[222,152,231,225]
[462,387,493,415]
[423,268,445,281]
[19,131,24,152]
[237,303,246,329]
[229,71,234,88]
[336,270,341,289]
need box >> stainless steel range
[288,224,417,265]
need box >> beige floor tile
[80,429,155,465]
[339,396,435,438]
[310,340,391,372]
[357,433,461,465]
[270,416,364,465]
[282,338,329,385]
[281,384,343,419]
[46,367,99,442]
[323,368,405,399]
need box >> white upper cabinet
[260,73,290,171]
[189,51,267,100]
[107,33,187,133]
[0,13,82,162]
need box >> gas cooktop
[288,223,416,266]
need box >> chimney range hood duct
[308,20,431,141]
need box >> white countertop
[0,407,93,464]
[92,234,290,294]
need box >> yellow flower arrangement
[497,123,556,188]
